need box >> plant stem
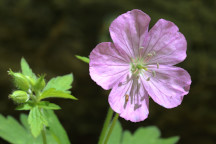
[42,126,47,144]
[98,107,114,144]
[104,113,119,144]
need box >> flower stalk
[98,107,114,144]
[104,112,119,144]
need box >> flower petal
[109,76,149,122]
[109,9,151,58]
[142,65,191,108]
[89,42,130,90]
[143,19,187,65]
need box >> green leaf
[44,110,71,144]
[21,57,37,80]
[43,74,73,93]
[28,106,48,137]
[133,126,161,143]
[121,130,133,144]
[108,120,122,144]
[121,126,180,144]
[75,55,89,64]
[16,103,33,110]
[44,110,70,144]
[38,101,61,110]
[40,88,77,100]
[0,113,65,144]
[105,120,179,144]
[20,113,66,144]
[0,115,27,144]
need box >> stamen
[146,77,150,81]
[152,71,156,77]
[157,62,159,69]
[144,51,156,63]
[139,46,144,49]
[125,94,129,103]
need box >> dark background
[0,0,215,143]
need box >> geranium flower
[89,9,191,122]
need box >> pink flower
[89,9,191,122]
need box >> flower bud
[8,70,30,91]
[9,90,29,103]
[33,75,46,91]
[26,76,36,87]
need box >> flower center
[130,59,147,77]
[130,51,159,80]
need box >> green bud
[9,90,29,103]
[33,75,46,91]
[26,76,36,87]
[8,70,30,91]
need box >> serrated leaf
[122,126,179,144]
[21,57,37,80]
[0,113,64,144]
[20,114,30,130]
[105,120,179,144]
[38,101,61,110]
[40,88,77,100]
[16,103,33,110]
[75,55,89,64]
[0,115,27,144]
[28,106,48,137]
[44,110,70,144]
[43,74,73,93]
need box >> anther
[147,53,153,57]
[146,77,150,81]
[125,94,129,103]
[139,46,144,49]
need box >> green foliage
[16,102,33,110]
[108,120,179,144]
[7,57,77,139]
[75,55,90,64]
[44,110,71,144]
[38,101,61,110]
[28,106,48,137]
[21,57,37,80]
[40,88,77,100]
[0,112,70,144]
[0,115,28,144]
[43,74,73,94]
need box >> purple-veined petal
[143,19,187,65]
[109,9,151,58]
[89,42,130,90]
[141,65,191,108]
[109,75,149,122]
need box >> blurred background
[0,0,215,143]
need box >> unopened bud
[9,90,29,103]
[33,75,46,91]
[8,70,30,91]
